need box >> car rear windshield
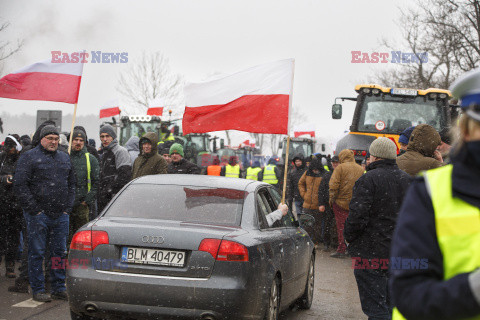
[104,184,246,226]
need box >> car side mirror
[332,104,342,119]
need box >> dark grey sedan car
[67,174,315,320]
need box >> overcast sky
[0,0,414,147]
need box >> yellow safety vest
[392,165,480,320]
[263,165,278,185]
[225,164,240,178]
[324,165,330,172]
[246,167,262,181]
[85,152,91,192]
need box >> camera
[7,176,13,183]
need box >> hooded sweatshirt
[125,136,140,163]
[396,124,443,176]
[132,132,167,179]
[329,149,364,210]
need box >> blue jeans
[24,212,69,294]
[294,200,304,215]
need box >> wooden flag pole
[67,103,78,154]
[281,135,291,204]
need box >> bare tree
[0,20,24,75]
[116,52,183,113]
[372,0,480,89]
[224,130,232,146]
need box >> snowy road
[0,250,364,320]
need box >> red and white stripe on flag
[147,107,163,116]
[100,99,121,118]
[183,59,294,135]
[0,55,84,104]
[293,124,315,138]
[294,131,315,138]
[100,107,120,118]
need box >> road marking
[12,298,44,308]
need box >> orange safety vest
[207,165,222,176]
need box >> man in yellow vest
[262,158,281,189]
[390,68,480,319]
[221,156,241,178]
[246,161,263,181]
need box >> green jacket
[132,132,168,179]
[70,146,100,207]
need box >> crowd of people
[1,68,480,318]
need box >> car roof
[131,174,267,191]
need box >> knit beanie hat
[40,125,59,139]
[100,124,117,139]
[169,143,184,157]
[399,126,415,145]
[72,129,86,141]
[369,137,397,160]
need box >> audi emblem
[142,235,165,244]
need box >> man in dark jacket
[167,143,200,174]
[132,132,167,179]
[14,125,76,302]
[344,137,411,319]
[287,153,307,215]
[69,129,99,244]
[98,124,132,212]
[0,135,23,278]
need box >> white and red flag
[100,99,121,118]
[0,56,84,104]
[147,97,166,116]
[183,59,294,135]
[293,124,316,138]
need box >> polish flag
[293,124,316,138]
[0,55,84,104]
[183,59,294,135]
[100,99,121,118]
[147,97,166,116]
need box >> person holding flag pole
[0,53,84,302]
[183,58,295,223]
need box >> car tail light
[199,239,249,262]
[70,231,109,251]
[198,239,221,258]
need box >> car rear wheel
[264,277,281,320]
[297,255,315,309]
[70,310,100,320]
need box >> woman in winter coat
[298,156,325,246]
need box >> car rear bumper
[67,267,265,320]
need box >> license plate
[121,247,185,267]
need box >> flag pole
[281,135,291,204]
[281,59,295,205]
[67,103,78,154]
